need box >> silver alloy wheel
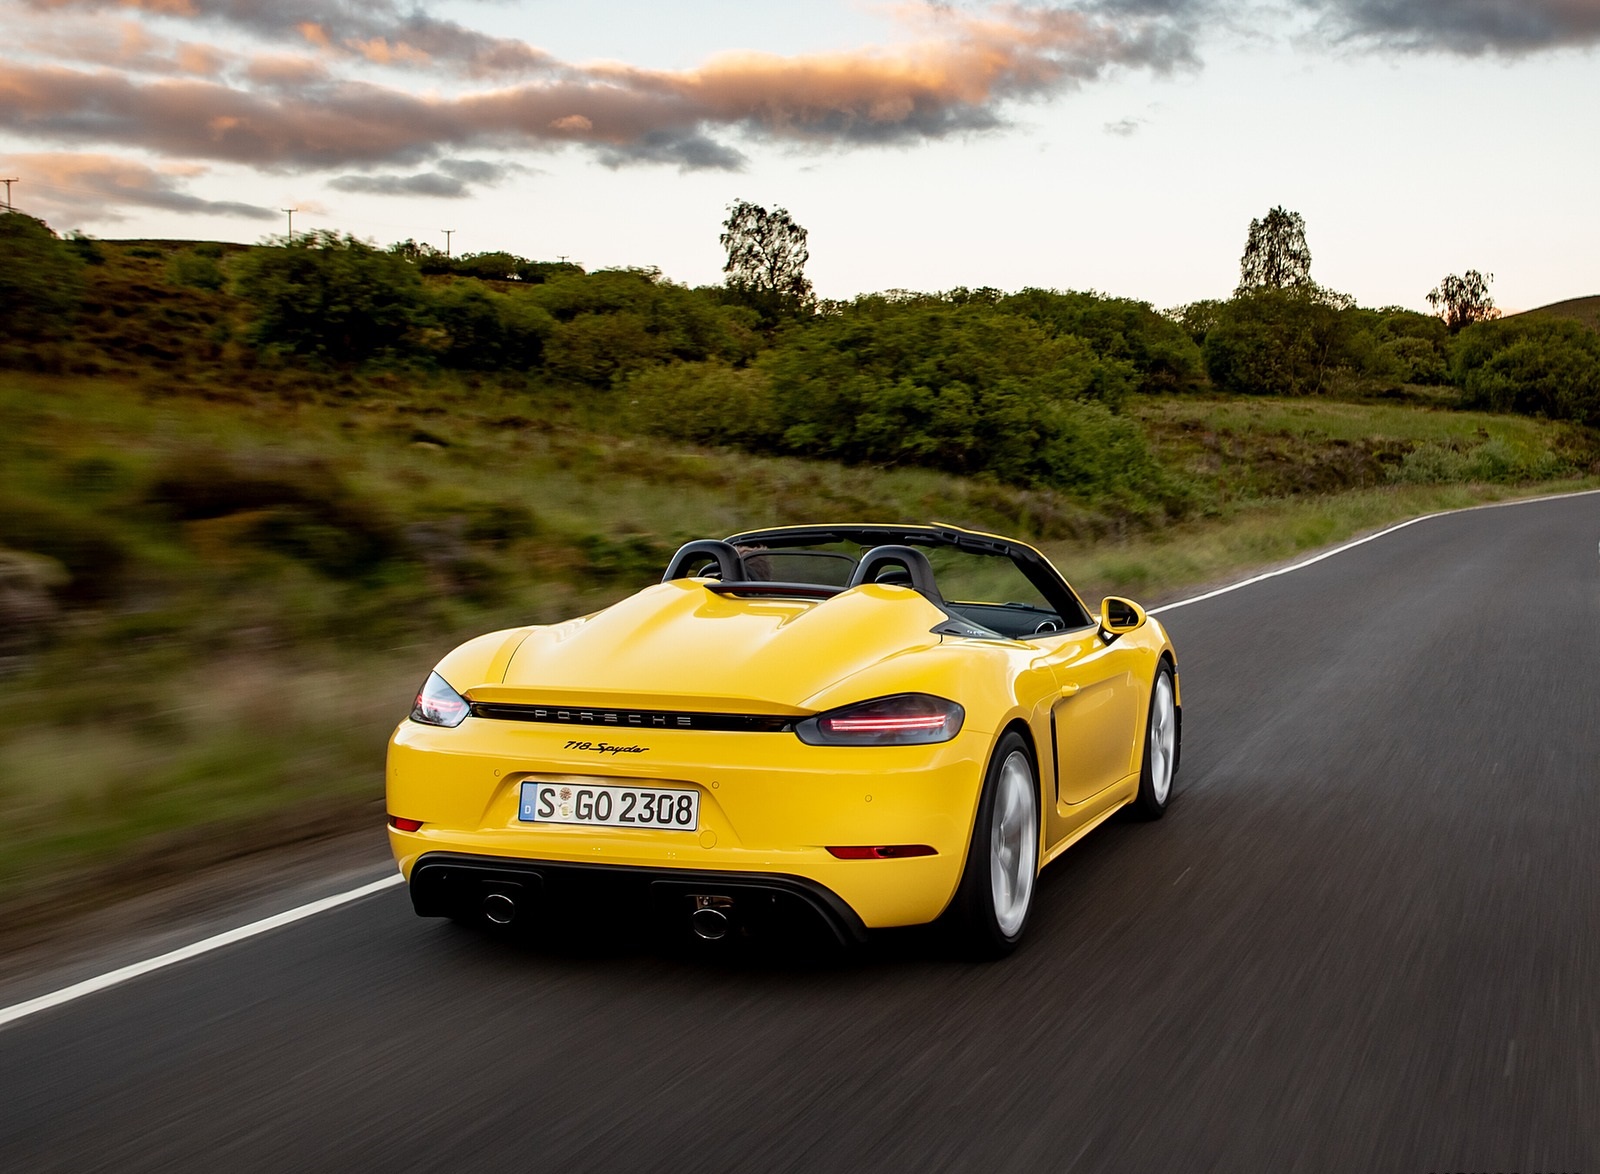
[989,750,1038,937]
[1149,673,1177,805]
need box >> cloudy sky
[2,0,1596,310]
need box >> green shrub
[1000,289,1207,394]
[169,250,225,291]
[1375,337,1448,384]
[233,232,430,362]
[449,251,525,281]
[0,215,83,343]
[1169,300,1225,346]
[429,280,553,371]
[529,268,759,386]
[1452,317,1600,424]
[660,294,1176,502]
[623,361,778,447]
[1391,439,1570,484]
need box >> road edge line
[0,873,404,1033]
[1149,486,1600,617]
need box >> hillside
[1519,294,1600,332]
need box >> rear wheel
[1129,661,1178,820]
[947,731,1039,959]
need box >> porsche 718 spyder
[387,523,1180,957]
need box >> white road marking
[4,485,1598,1033]
[0,873,403,1033]
[1150,486,1600,616]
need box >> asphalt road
[3,494,1597,1173]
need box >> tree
[1203,286,1358,396]
[1236,206,1313,296]
[1427,270,1498,333]
[1000,289,1206,394]
[720,200,814,324]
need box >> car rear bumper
[387,717,992,928]
[408,851,869,945]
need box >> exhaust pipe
[690,907,730,941]
[688,894,734,941]
[482,891,517,926]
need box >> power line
[0,179,17,212]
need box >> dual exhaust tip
[479,891,735,940]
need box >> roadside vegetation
[1,203,1596,913]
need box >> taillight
[795,694,964,746]
[410,672,470,728]
[389,816,423,832]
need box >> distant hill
[1517,295,1600,331]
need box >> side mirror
[1099,596,1147,643]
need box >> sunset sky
[2,0,1597,311]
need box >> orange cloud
[349,37,431,67]
[0,150,274,222]
[174,41,226,76]
[12,13,234,78]
[0,3,1195,174]
[244,54,332,87]
[18,0,560,77]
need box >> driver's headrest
[874,566,914,586]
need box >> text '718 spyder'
[387,523,1180,958]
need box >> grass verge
[3,370,1597,918]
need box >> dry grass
[1519,295,1600,333]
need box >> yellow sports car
[387,524,1179,957]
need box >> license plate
[519,781,700,830]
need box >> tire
[947,731,1040,959]
[1129,661,1179,820]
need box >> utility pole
[281,208,296,241]
[0,179,17,212]
[443,229,455,257]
